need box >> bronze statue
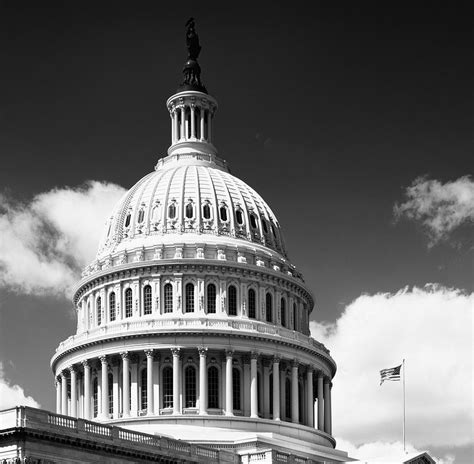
[179,18,207,93]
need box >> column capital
[145,349,154,359]
[273,356,281,364]
[198,346,208,357]
[99,355,108,365]
[120,351,129,361]
[171,347,181,357]
[307,365,314,374]
[250,351,259,360]
[68,365,76,374]
[291,359,299,368]
[225,349,234,358]
[60,370,67,379]
[82,359,90,369]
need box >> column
[291,360,299,424]
[250,352,258,418]
[190,105,196,139]
[324,379,332,435]
[145,350,154,415]
[200,109,205,141]
[69,366,77,418]
[180,107,185,140]
[61,371,67,415]
[280,366,286,420]
[112,359,119,419]
[317,373,324,431]
[173,111,179,142]
[272,357,280,421]
[121,352,130,418]
[153,354,160,415]
[306,367,314,427]
[172,348,181,415]
[55,378,61,414]
[130,356,138,416]
[83,360,91,420]
[243,356,250,416]
[263,359,270,418]
[198,347,208,415]
[207,109,212,141]
[225,350,233,416]
[100,356,109,419]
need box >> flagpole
[403,358,406,453]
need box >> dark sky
[0,1,472,413]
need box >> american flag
[380,364,402,385]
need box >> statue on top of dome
[179,18,207,94]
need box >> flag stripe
[380,364,402,385]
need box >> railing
[0,406,235,463]
[55,317,330,357]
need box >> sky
[0,2,472,463]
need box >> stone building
[0,23,353,464]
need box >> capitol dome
[51,21,342,463]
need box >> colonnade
[170,104,213,144]
[55,348,332,435]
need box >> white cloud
[0,181,126,297]
[0,362,40,409]
[335,437,455,464]
[394,176,474,246]
[310,284,473,450]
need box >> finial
[178,18,207,93]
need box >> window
[97,297,102,326]
[143,285,152,315]
[185,283,194,313]
[248,289,256,319]
[281,298,286,327]
[203,202,211,219]
[207,284,216,314]
[219,206,228,222]
[125,213,131,228]
[140,368,147,411]
[232,368,241,410]
[164,283,173,313]
[208,366,219,408]
[109,292,116,322]
[235,209,243,225]
[262,219,268,234]
[285,378,291,420]
[185,202,194,219]
[93,377,98,418]
[152,203,161,222]
[293,303,297,330]
[162,367,173,408]
[250,214,257,229]
[185,366,197,408]
[125,288,133,318]
[168,203,176,219]
[137,209,145,223]
[108,373,113,416]
[228,285,237,316]
[266,293,273,323]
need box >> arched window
[232,368,241,410]
[219,206,228,222]
[109,292,116,322]
[151,203,161,222]
[125,213,131,228]
[228,285,237,316]
[248,289,256,319]
[235,209,243,225]
[162,366,173,408]
[208,366,219,408]
[207,283,216,314]
[203,202,211,219]
[93,377,98,418]
[185,202,194,219]
[293,303,297,330]
[164,283,173,313]
[143,285,152,315]
[168,203,176,219]
[281,298,286,327]
[125,288,133,318]
[266,293,273,323]
[140,368,147,412]
[285,377,291,420]
[185,366,197,408]
[250,214,258,229]
[108,373,113,416]
[96,297,102,326]
[137,209,145,223]
[185,283,194,313]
